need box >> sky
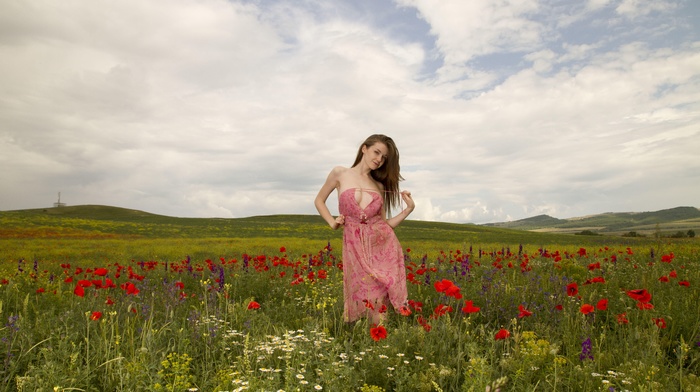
[1,0,699,224]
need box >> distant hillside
[0,204,645,245]
[484,206,700,235]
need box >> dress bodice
[339,188,383,223]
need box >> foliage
[0,213,699,391]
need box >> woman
[315,134,415,324]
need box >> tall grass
[0,207,700,391]
[1,233,699,390]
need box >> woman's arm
[386,191,415,229]
[314,167,345,230]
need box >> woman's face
[362,142,388,170]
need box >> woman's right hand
[332,214,345,230]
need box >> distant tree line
[622,230,696,238]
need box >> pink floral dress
[338,188,409,322]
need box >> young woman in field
[315,134,415,324]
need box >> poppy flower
[444,284,463,299]
[90,311,102,321]
[461,300,481,314]
[121,282,140,295]
[432,304,453,318]
[370,325,387,341]
[434,279,452,292]
[517,304,532,318]
[494,329,510,340]
[626,289,652,303]
[93,268,108,276]
[74,285,85,297]
[669,270,678,278]
[617,313,629,324]
[399,306,412,316]
[417,315,431,332]
[247,301,260,310]
[596,299,608,311]
[580,304,595,315]
[679,280,690,287]
[636,302,654,310]
[566,282,579,297]
[653,318,667,329]
[279,247,286,253]
[408,300,423,313]
[659,276,669,282]
[36,287,45,294]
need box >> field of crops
[1,208,699,391]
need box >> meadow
[0,207,699,391]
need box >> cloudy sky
[1,0,699,223]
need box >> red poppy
[36,287,45,294]
[653,318,667,329]
[658,276,669,282]
[669,270,678,278]
[247,301,260,310]
[434,279,452,292]
[636,302,654,310]
[105,297,114,306]
[279,247,286,253]
[626,289,652,303]
[577,248,587,257]
[121,282,140,295]
[408,300,423,313]
[596,299,608,311]
[554,304,563,311]
[399,306,412,316]
[93,268,108,276]
[370,325,387,341]
[445,285,463,299]
[580,304,595,315]
[587,262,600,270]
[461,300,481,314]
[90,311,102,321]
[517,304,532,318]
[317,270,327,279]
[617,313,629,324]
[432,304,453,318]
[661,253,674,263]
[363,299,375,310]
[74,285,85,297]
[566,282,579,296]
[679,280,690,287]
[494,329,510,340]
[77,279,93,288]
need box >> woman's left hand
[401,190,415,211]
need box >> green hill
[485,206,700,236]
[0,204,635,246]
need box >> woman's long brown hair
[351,134,404,212]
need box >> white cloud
[1,0,698,224]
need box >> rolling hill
[484,206,700,236]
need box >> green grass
[1,206,699,391]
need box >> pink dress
[339,188,409,322]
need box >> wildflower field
[1,208,699,391]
